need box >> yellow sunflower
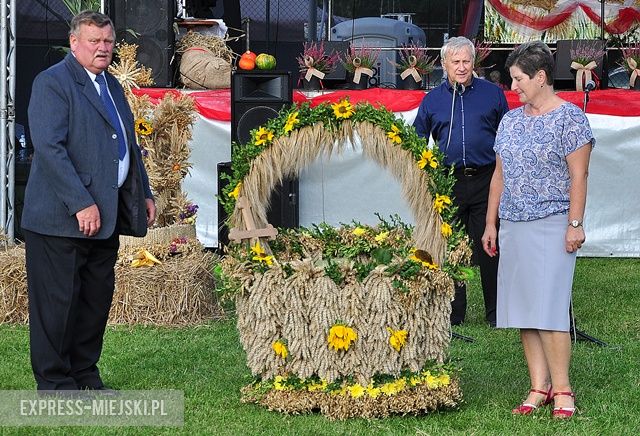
[272,340,288,360]
[254,127,274,146]
[417,149,438,169]
[409,248,439,270]
[387,124,402,144]
[441,222,453,238]
[251,241,274,266]
[386,327,408,352]
[327,324,357,351]
[283,111,300,134]
[433,194,452,214]
[331,99,354,119]
[134,118,153,136]
[228,182,242,199]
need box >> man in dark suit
[23,11,155,391]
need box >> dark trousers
[450,165,498,326]
[24,229,119,390]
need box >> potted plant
[342,43,379,90]
[570,41,605,91]
[296,41,340,90]
[395,44,437,90]
[620,42,640,90]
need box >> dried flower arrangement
[396,44,437,87]
[342,43,379,72]
[473,39,494,74]
[620,43,640,88]
[296,41,341,83]
[570,41,605,66]
[570,41,605,90]
[342,43,379,86]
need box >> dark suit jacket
[23,54,152,239]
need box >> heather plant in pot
[342,43,379,89]
[570,41,605,91]
[296,41,340,90]
[396,44,437,90]
[620,43,640,90]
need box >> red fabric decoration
[487,0,640,35]
[134,88,640,120]
[131,88,181,105]
[307,88,427,112]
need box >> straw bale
[120,223,196,251]
[111,250,220,326]
[0,243,220,326]
[0,245,28,324]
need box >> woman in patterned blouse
[481,41,594,419]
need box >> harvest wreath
[218,99,473,419]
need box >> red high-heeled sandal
[552,391,576,419]
[512,388,554,415]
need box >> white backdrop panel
[184,110,640,257]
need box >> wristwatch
[569,219,583,228]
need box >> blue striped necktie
[95,74,127,160]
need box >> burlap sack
[180,47,231,89]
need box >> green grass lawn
[1,258,639,435]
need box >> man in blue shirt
[413,36,509,327]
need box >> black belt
[454,163,495,177]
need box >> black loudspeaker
[223,70,298,245]
[554,40,605,90]
[106,0,175,87]
[231,70,292,143]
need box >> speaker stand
[570,306,607,347]
[570,325,607,347]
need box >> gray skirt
[497,214,577,332]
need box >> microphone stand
[582,86,591,113]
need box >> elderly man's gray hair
[441,36,476,64]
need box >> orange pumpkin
[243,50,257,61]
[238,56,255,70]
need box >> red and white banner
[485,0,640,43]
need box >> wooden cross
[228,196,278,244]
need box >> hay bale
[0,240,221,326]
[0,245,28,324]
[111,250,221,325]
[120,223,196,250]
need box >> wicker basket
[119,224,196,249]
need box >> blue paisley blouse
[494,102,595,221]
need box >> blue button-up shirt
[413,77,509,169]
